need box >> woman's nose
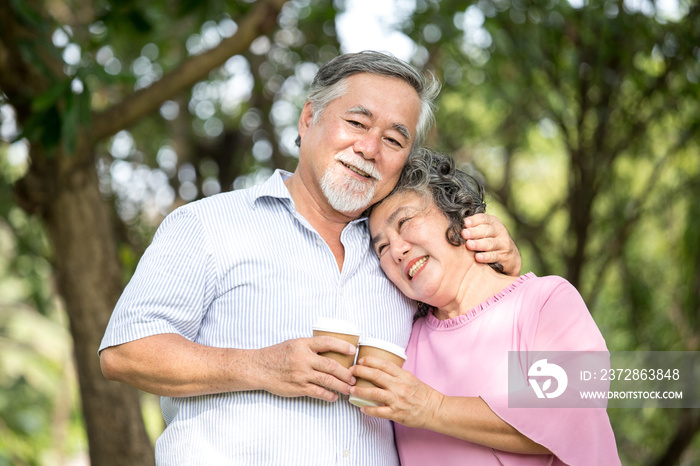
[390,238,410,263]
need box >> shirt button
[316,238,323,246]
[343,449,350,458]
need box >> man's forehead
[342,75,420,129]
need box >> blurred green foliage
[1,0,699,464]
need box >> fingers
[312,351,356,387]
[349,384,392,412]
[352,356,403,378]
[462,214,522,276]
[309,335,357,356]
[463,216,508,258]
[348,361,435,428]
[359,405,393,420]
[254,338,356,402]
[463,213,494,231]
[350,364,387,390]
[466,236,508,266]
[462,214,499,241]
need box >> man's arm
[462,213,521,276]
[100,333,357,402]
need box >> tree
[405,0,700,462]
[0,0,296,463]
[2,0,699,463]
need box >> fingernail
[350,377,356,385]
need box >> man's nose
[353,130,381,159]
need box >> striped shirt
[99,170,415,465]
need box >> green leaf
[30,79,71,113]
[8,0,47,30]
[61,93,78,154]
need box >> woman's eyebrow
[371,206,411,246]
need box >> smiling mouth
[341,161,372,178]
[408,256,428,279]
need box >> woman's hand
[349,356,444,429]
[350,356,552,455]
[462,213,521,276]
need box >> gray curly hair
[296,51,441,149]
[374,148,505,320]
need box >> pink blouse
[394,273,621,466]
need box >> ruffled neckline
[423,272,536,330]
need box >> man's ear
[298,102,314,140]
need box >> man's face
[297,73,421,216]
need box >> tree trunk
[650,409,700,466]
[4,1,292,462]
[18,141,155,465]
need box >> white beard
[320,155,380,214]
[320,169,376,214]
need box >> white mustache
[335,153,382,181]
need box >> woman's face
[369,190,472,308]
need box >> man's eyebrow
[371,206,410,246]
[346,106,412,142]
[392,123,411,142]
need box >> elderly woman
[349,149,620,465]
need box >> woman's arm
[349,356,551,455]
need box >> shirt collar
[250,169,294,205]
[250,169,369,227]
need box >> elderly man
[99,51,520,465]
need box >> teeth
[342,162,371,178]
[409,257,428,278]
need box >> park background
[1,0,699,464]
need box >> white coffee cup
[312,317,361,369]
[349,337,407,408]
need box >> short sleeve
[99,207,218,353]
[482,277,621,465]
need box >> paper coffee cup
[349,337,407,408]
[312,317,361,369]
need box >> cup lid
[358,337,407,360]
[312,317,361,336]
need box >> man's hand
[462,213,521,276]
[252,336,357,402]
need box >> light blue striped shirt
[100,170,414,465]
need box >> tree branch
[0,0,65,118]
[91,0,287,141]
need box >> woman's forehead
[370,191,431,228]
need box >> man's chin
[333,200,372,216]
[320,171,377,215]
[326,192,373,216]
